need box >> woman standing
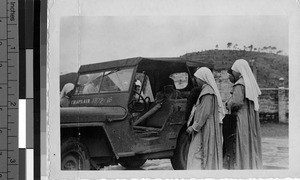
[226,59,263,169]
[186,67,225,170]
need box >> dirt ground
[102,122,288,170]
[260,122,288,169]
[260,122,288,138]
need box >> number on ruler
[0,108,2,111]
[10,159,16,164]
[0,173,2,178]
[0,41,2,46]
[0,130,2,133]
[0,63,2,67]
[0,151,2,155]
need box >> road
[101,137,288,170]
[261,137,288,169]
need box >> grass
[260,122,288,138]
[182,50,289,88]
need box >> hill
[181,50,288,88]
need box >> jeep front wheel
[61,138,91,170]
[171,131,190,170]
[119,158,146,169]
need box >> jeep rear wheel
[119,158,146,169]
[171,132,190,170]
[61,138,91,170]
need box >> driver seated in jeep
[133,80,146,102]
[82,76,102,94]
[155,78,181,101]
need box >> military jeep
[60,57,213,170]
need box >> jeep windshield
[74,67,134,95]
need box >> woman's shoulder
[200,84,214,97]
[234,77,245,86]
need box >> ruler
[0,0,19,179]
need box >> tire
[171,131,190,170]
[119,158,147,169]
[61,138,91,170]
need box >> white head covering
[194,67,225,123]
[135,80,142,87]
[60,83,75,99]
[231,59,261,111]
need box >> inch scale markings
[0,0,19,180]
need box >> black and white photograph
[59,16,288,171]
[47,0,300,179]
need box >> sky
[60,16,288,74]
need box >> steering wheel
[145,96,151,103]
[128,91,149,112]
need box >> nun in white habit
[186,67,224,170]
[226,59,263,169]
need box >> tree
[248,44,253,52]
[262,46,267,53]
[271,46,277,53]
[265,46,268,53]
[276,50,283,54]
[215,44,219,50]
[268,46,272,53]
[243,45,247,51]
[233,44,238,50]
[227,42,232,49]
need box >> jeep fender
[61,124,118,159]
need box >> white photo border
[47,0,300,179]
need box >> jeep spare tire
[61,138,91,170]
[171,131,190,170]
